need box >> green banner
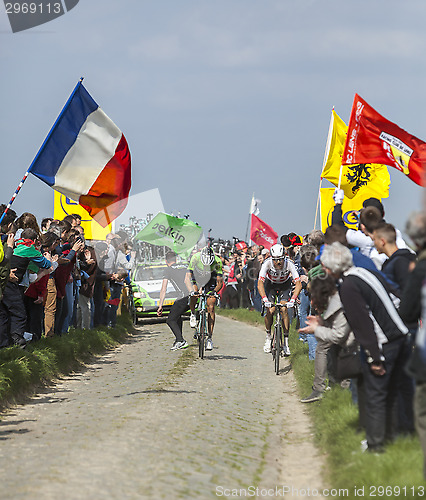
[135,212,203,256]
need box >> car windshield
[134,266,166,282]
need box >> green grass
[0,316,130,409]
[218,308,425,497]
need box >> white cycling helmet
[200,246,215,266]
[270,243,285,260]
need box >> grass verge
[218,308,425,497]
[0,315,131,410]
[150,341,198,391]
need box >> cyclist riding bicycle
[187,246,223,351]
[257,243,302,356]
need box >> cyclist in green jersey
[187,246,223,350]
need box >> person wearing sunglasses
[258,243,302,355]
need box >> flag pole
[313,177,322,230]
[245,192,254,242]
[314,108,334,230]
[0,77,85,227]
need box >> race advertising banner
[53,190,112,240]
[320,187,383,233]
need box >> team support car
[130,263,183,321]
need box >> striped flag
[29,81,131,227]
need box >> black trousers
[223,285,239,309]
[166,296,189,342]
[24,296,44,341]
[363,336,407,450]
[0,282,27,347]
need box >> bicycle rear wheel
[198,311,206,359]
[274,324,281,375]
[127,293,138,325]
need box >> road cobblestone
[0,317,326,499]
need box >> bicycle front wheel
[198,311,206,359]
[274,324,281,375]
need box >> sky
[1,0,426,242]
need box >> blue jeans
[307,334,318,360]
[252,280,262,312]
[298,291,310,343]
[107,282,123,327]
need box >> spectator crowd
[0,205,134,348]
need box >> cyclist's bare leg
[264,306,275,332]
[189,295,198,315]
[280,302,289,333]
[207,296,216,337]
[280,302,291,352]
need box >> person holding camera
[223,251,244,309]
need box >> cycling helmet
[270,243,285,260]
[200,246,215,266]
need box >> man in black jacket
[399,211,426,477]
[321,242,409,453]
[372,221,417,434]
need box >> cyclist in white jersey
[257,243,302,355]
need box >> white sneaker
[171,340,189,351]
[23,332,33,342]
[206,338,213,350]
[189,313,197,328]
[263,337,272,353]
[283,343,291,356]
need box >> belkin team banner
[250,214,277,249]
[135,213,203,256]
[342,94,426,186]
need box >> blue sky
[1,0,425,241]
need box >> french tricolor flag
[30,81,131,227]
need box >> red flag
[342,94,426,186]
[250,214,277,249]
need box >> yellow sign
[320,187,383,233]
[53,191,112,240]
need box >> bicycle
[194,291,209,359]
[125,282,138,326]
[267,298,289,375]
[194,291,220,359]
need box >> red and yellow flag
[342,94,426,186]
[321,109,390,199]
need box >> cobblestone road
[0,316,327,499]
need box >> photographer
[245,245,262,311]
[223,251,243,309]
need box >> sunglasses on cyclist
[272,257,284,262]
